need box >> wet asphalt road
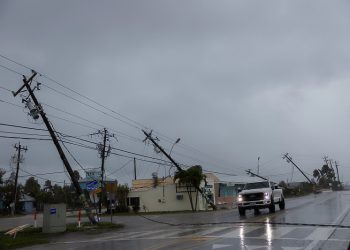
[6,190,350,250]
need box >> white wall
[128,183,209,212]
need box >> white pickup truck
[237,181,285,216]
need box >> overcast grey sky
[1,0,350,186]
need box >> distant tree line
[312,164,342,190]
[0,169,83,214]
[0,168,129,214]
[278,162,343,197]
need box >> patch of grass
[0,227,49,250]
[0,214,25,218]
[0,223,124,249]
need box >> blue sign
[50,208,56,214]
[86,180,99,191]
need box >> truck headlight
[264,192,270,200]
[237,194,243,202]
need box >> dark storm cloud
[1,0,350,184]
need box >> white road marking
[198,226,230,236]
[333,204,350,225]
[303,202,350,250]
[212,243,232,249]
[220,226,259,238]
[305,227,334,240]
[281,247,304,250]
[126,230,165,239]
[244,245,264,250]
[147,228,194,239]
[270,226,296,239]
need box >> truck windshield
[244,182,269,190]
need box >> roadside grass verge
[0,222,124,249]
[0,227,49,250]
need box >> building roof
[131,176,174,191]
[78,177,116,183]
[215,175,264,186]
[20,194,35,202]
[205,173,221,182]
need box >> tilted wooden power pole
[142,130,217,210]
[13,71,96,223]
[12,142,27,215]
[283,153,314,184]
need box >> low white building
[127,174,263,212]
[127,176,212,212]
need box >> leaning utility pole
[12,142,27,215]
[283,153,314,184]
[13,71,96,223]
[142,130,217,210]
[334,161,341,184]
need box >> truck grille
[242,193,264,201]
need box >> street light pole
[168,138,181,177]
[169,138,181,156]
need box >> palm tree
[313,169,321,181]
[174,165,206,212]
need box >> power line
[0,135,53,141]
[0,99,23,109]
[0,133,251,179]
[0,63,23,76]
[0,54,33,72]
[18,167,99,178]
[0,56,245,172]
[0,133,173,166]
[54,123,89,174]
[0,86,12,92]
[19,167,65,184]
[107,159,133,176]
[0,124,277,180]
[41,83,141,130]
[47,113,100,131]
[0,54,144,130]
[0,130,50,137]
[2,96,139,144]
[42,101,142,143]
[1,94,142,144]
[57,132,172,164]
[1,93,227,169]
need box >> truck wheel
[238,207,246,216]
[254,208,260,215]
[269,196,275,213]
[279,197,285,210]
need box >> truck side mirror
[237,188,242,193]
[271,186,275,190]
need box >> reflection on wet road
[22,190,350,250]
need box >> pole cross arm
[142,130,183,173]
[12,71,38,97]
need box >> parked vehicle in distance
[237,181,285,216]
